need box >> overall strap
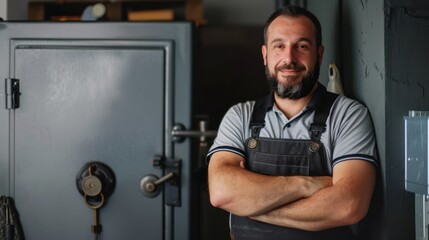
[249,90,339,141]
[310,91,339,141]
[249,93,274,137]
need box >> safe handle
[140,172,176,198]
[148,172,176,192]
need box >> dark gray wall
[204,0,275,25]
[384,0,429,239]
[341,0,429,239]
[341,0,387,239]
[4,0,26,20]
[307,0,341,87]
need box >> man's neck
[274,83,318,119]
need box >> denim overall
[230,90,356,240]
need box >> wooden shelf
[28,0,205,24]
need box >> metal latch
[171,120,217,143]
[5,78,20,109]
[172,119,218,168]
[140,155,182,206]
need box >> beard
[266,60,320,99]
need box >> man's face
[262,15,324,99]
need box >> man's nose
[281,46,297,65]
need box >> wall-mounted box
[405,111,429,195]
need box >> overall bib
[230,90,356,240]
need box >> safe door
[0,22,192,240]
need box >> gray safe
[0,22,193,239]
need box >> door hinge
[5,78,20,109]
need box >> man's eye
[297,44,309,50]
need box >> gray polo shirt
[207,85,378,174]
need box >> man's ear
[262,45,267,66]
[318,45,324,64]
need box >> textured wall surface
[385,1,429,240]
[340,1,386,239]
[341,0,429,239]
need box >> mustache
[276,63,305,71]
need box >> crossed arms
[208,151,376,231]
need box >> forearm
[210,164,311,216]
[251,185,354,231]
[251,161,376,231]
[208,152,332,216]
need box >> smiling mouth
[277,64,305,73]
[278,68,304,78]
[280,69,301,74]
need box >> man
[206,5,377,240]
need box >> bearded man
[206,5,378,240]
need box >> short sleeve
[329,98,378,167]
[206,101,254,163]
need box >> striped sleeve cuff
[206,146,245,164]
[332,154,379,168]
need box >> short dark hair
[263,5,322,47]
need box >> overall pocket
[252,152,310,176]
